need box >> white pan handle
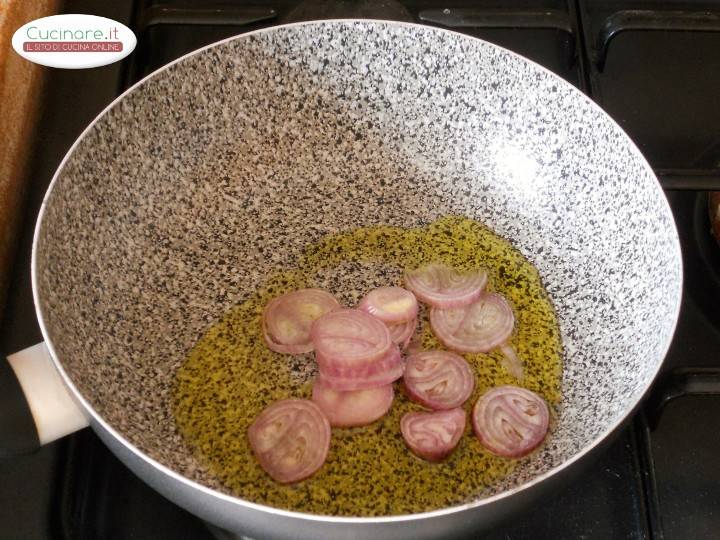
[4,342,88,450]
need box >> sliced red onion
[472,385,549,458]
[400,408,466,462]
[404,263,487,308]
[387,317,417,349]
[430,292,515,353]
[248,399,330,483]
[316,343,402,378]
[317,345,404,391]
[499,343,524,381]
[403,351,475,410]
[311,308,392,365]
[263,289,340,354]
[358,286,418,324]
[312,378,394,427]
[405,337,424,356]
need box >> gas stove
[2,1,719,539]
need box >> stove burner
[283,0,414,23]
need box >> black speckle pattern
[34,21,681,511]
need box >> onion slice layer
[472,385,549,458]
[405,263,487,308]
[263,289,340,354]
[248,399,331,483]
[358,286,418,324]
[312,378,394,427]
[400,408,466,462]
[311,308,392,365]
[403,350,475,410]
[317,345,404,391]
[388,317,417,349]
[430,292,514,353]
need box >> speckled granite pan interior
[33,21,681,511]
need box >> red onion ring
[472,385,549,458]
[312,378,394,427]
[358,286,418,324]
[316,343,402,379]
[429,292,514,353]
[317,345,404,391]
[248,399,331,483]
[400,408,466,462]
[311,308,392,365]
[403,350,475,410]
[405,263,487,308]
[262,289,340,354]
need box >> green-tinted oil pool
[172,216,563,516]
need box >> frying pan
[0,20,681,540]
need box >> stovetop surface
[1,1,719,539]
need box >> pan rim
[30,18,683,524]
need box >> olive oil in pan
[172,216,563,516]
